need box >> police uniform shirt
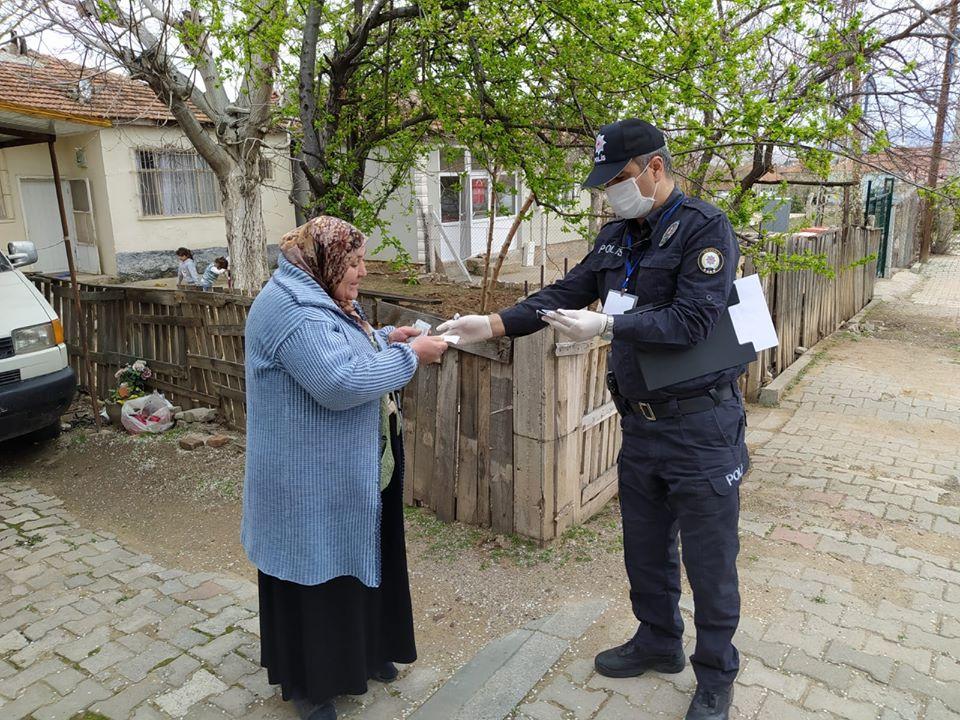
[498,187,745,401]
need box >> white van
[0,241,76,443]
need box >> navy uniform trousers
[618,390,748,691]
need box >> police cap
[583,119,666,188]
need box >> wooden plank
[66,348,188,379]
[489,358,515,534]
[554,348,586,535]
[456,354,480,524]
[205,324,246,336]
[212,382,247,402]
[511,330,556,541]
[581,465,618,506]
[401,369,419,507]
[413,363,439,505]
[122,288,186,306]
[475,358,492,527]
[432,352,460,522]
[128,314,202,327]
[187,353,246,378]
[149,377,218,404]
[580,401,617,431]
[374,300,512,363]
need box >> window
[69,179,96,245]
[471,176,490,219]
[440,176,461,223]
[497,174,518,215]
[135,149,221,217]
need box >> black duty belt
[616,383,737,421]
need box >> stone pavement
[2,255,959,720]
[510,254,960,720]
[0,483,444,719]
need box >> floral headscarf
[279,215,366,326]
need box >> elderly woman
[242,216,448,720]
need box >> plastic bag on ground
[120,392,175,434]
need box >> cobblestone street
[513,256,960,720]
[0,255,958,719]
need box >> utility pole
[919,0,960,262]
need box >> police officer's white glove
[542,309,609,342]
[436,314,493,344]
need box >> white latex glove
[436,314,493,344]
[542,309,607,342]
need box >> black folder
[630,285,758,390]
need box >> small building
[0,43,295,278]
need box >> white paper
[602,290,639,316]
[729,274,779,351]
[414,319,432,334]
[442,335,461,345]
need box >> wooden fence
[32,225,880,542]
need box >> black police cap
[583,119,666,188]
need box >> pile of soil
[362,262,525,319]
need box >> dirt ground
[0,395,820,681]
[0,414,628,677]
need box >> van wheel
[25,421,62,443]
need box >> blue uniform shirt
[499,187,745,401]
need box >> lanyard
[621,194,685,291]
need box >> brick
[206,434,232,448]
[43,664,86,695]
[117,640,180,683]
[783,649,855,690]
[739,661,808,701]
[0,681,59,719]
[155,669,228,717]
[770,526,820,550]
[178,433,208,450]
[90,676,168,720]
[193,606,253,636]
[210,686,256,716]
[824,641,895,684]
[0,657,67,698]
[32,678,112,720]
[537,675,606,719]
[58,625,112,662]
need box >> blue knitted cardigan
[241,257,418,587]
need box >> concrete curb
[757,297,883,407]
[409,600,608,720]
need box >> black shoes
[685,685,734,720]
[371,661,399,682]
[594,640,686,678]
[293,698,337,720]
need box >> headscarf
[279,215,366,326]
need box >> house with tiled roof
[0,42,295,277]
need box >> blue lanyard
[621,194,684,291]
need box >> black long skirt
[257,425,416,704]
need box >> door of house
[19,178,100,275]
[864,177,894,277]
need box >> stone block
[154,668,228,717]
[206,434,232,448]
[178,433,208,451]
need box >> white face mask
[605,167,659,219]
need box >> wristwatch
[600,314,615,342]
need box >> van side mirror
[7,241,38,268]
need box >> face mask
[605,167,659,219]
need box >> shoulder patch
[698,247,724,274]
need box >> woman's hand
[388,326,422,344]
[410,335,448,364]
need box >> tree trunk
[221,164,269,293]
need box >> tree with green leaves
[36,0,288,291]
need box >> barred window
[135,149,221,217]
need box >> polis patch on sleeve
[698,247,724,274]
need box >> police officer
[438,118,747,720]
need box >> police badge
[659,221,680,248]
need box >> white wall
[0,131,110,273]
[96,125,295,256]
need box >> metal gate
[864,177,894,277]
